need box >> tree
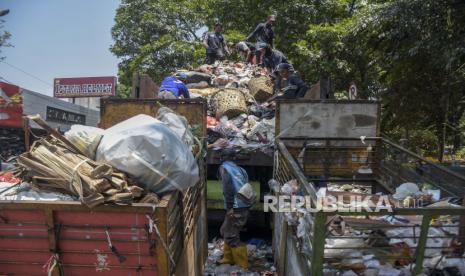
[302,0,465,159]
[110,0,209,87]
[110,0,465,158]
[0,16,11,61]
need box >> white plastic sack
[325,238,365,260]
[393,182,420,200]
[96,114,199,194]
[65,125,104,160]
[0,182,75,201]
[156,107,194,148]
[385,226,450,257]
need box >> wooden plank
[27,115,85,155]
[277,140,317,202]
[99,98,207,137]
[154,203,170,276]
[45,208,57,253]
[22,116,30,151]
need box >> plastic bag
[213,116,243,138]
[180,71,211,84]
[186,81,209,89]
[246,117,275,143]
[393,182,420,200]
[96,114,199,194]
[64,125,104,160]
[156,107,194,148]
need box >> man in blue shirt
[158,74,190,99]
[216,161,256,269]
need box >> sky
[0,0,120,96]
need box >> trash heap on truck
[179,61,276,158]
[0,102,208,275]
[1,107,200,205]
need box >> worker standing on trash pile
[236,41,257,64]
[158,73,190,99]
[203,21,230,65]
[246,15,276,65]
[275,63,308,99]
[217,160,257,269]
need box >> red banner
[54,76,116,98]
[0,81,23,128]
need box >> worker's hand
[266,79,273,87]
[226,209,234,218]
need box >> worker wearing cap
[203,22,230,65]
[275,63,308,99]
[217,161,256,269]
[246,15,276,65]
[236,41,257,64]
[263,46,288,74]
[158,73,190,99]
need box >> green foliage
[116,82,131,98]
[110,0,210,84]
[110,0,465,158]
[0,18,11,60]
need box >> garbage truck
[0,98,207,275]
[272,99,465,275]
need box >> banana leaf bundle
[15,115,143,208]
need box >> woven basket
[248,76,273,102]
[215,89,247,118]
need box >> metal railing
[273,137,465,275]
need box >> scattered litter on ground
[204,238,276,276]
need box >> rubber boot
[217,242,234,265]
[231,245,248,269]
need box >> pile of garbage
[204,238,276,276]
[276,179,465,275]
[0,108,200,206]
[180,61,276,155]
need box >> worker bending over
[262,46,288,74]
[217,161,256,269]
[246,15,276,65]
[203,21,229,65]
[275,63,308,99]
[158,73,190,99]
[236,41,257,64]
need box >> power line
[0,76,13,84]
[0,61,53,87]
